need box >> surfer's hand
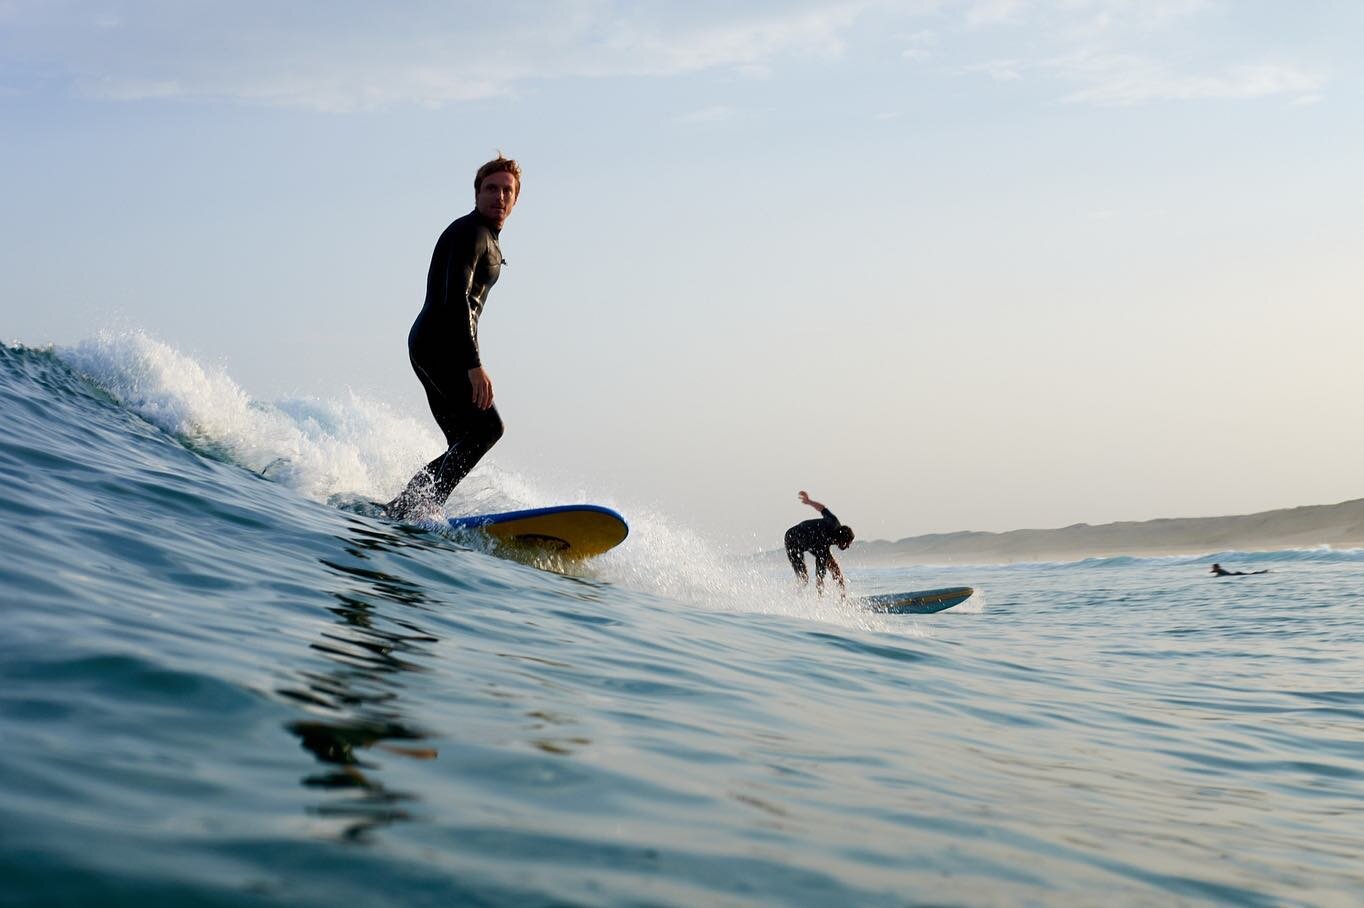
[798,490,811,505]
[469,367,493,409]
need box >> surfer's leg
[386,366,454,517]
[387,360,502,518]
[812,551,830,594]
[785,530,809,584]
[425,405,504,504]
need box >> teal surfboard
[861,586,974,614]
[447,504,628,559]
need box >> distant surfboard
[861,586,974,614]
[447,504,628,559]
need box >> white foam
[586,503,919,634]
[56,330,921,634]
[60,329,442,503]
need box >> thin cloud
[1049,0,1213,39]
[966,0,1030,28]
[958,0,1214,35]
[1,0,1336,112]
[901,29,938,62]
[949,1,1329,107]
[2,0,874,111]
[90,76,184,101]
[1051,53,1326,105]
[966,59,1026,82]
[588,6,862,76]
[671,105,741,126]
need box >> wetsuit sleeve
[440,221,485,370]
[817,508,842,548]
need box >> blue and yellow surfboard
[447,504,628,559]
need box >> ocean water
[2,333,1361,907]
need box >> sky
[2,0,1362,549]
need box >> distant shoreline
[845,498,1364,566]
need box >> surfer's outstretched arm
[798,490,826,512]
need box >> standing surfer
[784,490,855,596]
[386,155,521,519]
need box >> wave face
[3,335,1362,906]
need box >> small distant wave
[1194,546,1364,565]
[1009,546,1364,571]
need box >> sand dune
[850,498,1364,565]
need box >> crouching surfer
[784,490,855,596]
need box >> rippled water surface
[2,338,1361,907]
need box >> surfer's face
[476,171,518,227]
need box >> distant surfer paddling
[1210,563,1269,577]
[785,491,855,596]
[386,155,520,520]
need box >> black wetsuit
[1212,567,1269,577]
[389,210,506,515]
[785,508,843,584]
